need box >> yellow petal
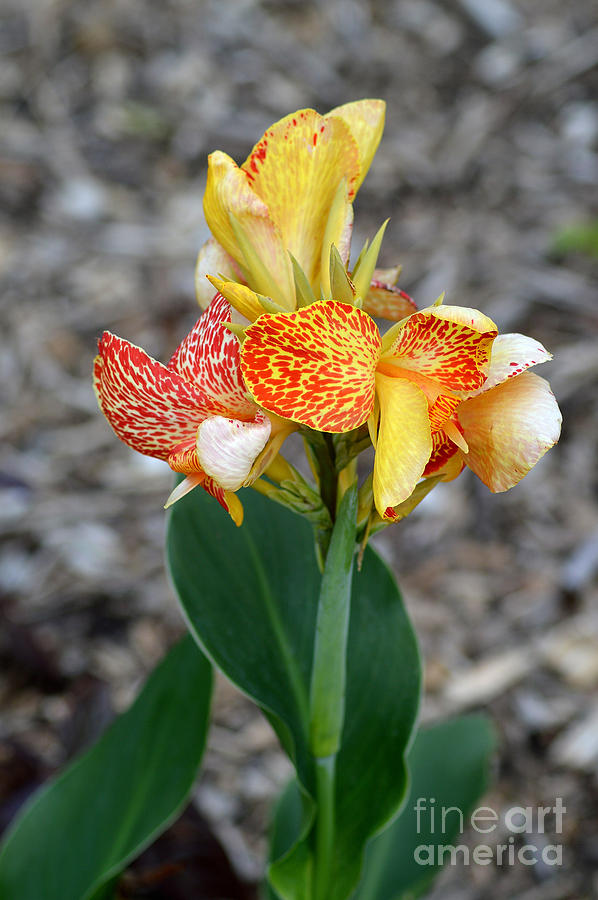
[373,373,432,518]
[458,372,562,491]
[207,277,265,323]
[195,237,241,309]
[326,99,385,192]
[320,177,354,298]
[241,110,360,287]
[203,151,294,308]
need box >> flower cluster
[94,100,561,529]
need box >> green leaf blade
[0,637,212,900]
[354,714,496,900]
[168,487,421,900]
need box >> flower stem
[313,755,336,900]
[309,481,358,896]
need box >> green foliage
[268,715,495,900]
[168,486,421,900]
[0,637,212,900]
[552,220,598,258]
[354,714,496,899]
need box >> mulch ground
[1,1,597,897]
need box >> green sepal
[329,244,357,304]
[289,252,317,307]
[352,220,389,303]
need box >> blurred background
[1,0,597,897]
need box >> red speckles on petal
[168,293,255,420]
[428,393,461,431]
[241,301,381,432]
[423,430,461,477]
[94,333,210,460]
[390,312,496,392]
[168,438,203,475]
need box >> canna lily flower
[422,332,563,489]
[93,293,287,524]
[195,100,415,323]
[239,300,561,521]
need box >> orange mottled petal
[373,373,432,518]
[196,413,271,491]
[423,431,463,480]
[195,237,242,309]
[168,293,255,420]
[326,99,385,191]
[94,334,214,460]
[363,280,417,321]
[241,301,381,432]
[203,151,294,307]
[387,306,498,392]
[428,393,462,430]
[473,332,553,395]
[241,110,360,286]
[168,437,202,474]
[458,372,562,492]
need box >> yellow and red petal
[428,392,462,431]
[241,301,381,432]
[385,306,498,392]
[203,477,244,526]
[423,430,463,480]
[195,236,242,309]
[362,279,417,321]
[326,99,385,192]
[373,373,432,519]
[203,151,294,308]
[241,110,360,286]
[457,372,562,492]
[168,293,255,420]
[196,413,271,491]
[94,333,212,460]
[473,332,553,395]
[168,437,202,474]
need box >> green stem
[313,755,336,900]
[304,431,338,521]
[308,482,358,896]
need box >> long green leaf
[168,487,421,900]
[0,637,212,900]
[354,715,496,899]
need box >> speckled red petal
[168,293,255,420]
[388,307,497,392]
[94,333,213,460]
[241,301,381,433]
[423,430,462,478]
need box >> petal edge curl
[458,372,562,491]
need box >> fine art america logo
[414,797,565,867]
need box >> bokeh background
[1,0,598,897]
